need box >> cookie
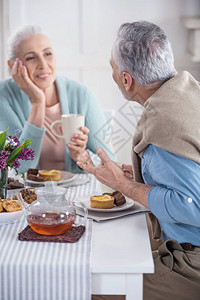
[8,177,15,183]
[7,178,24,189]
[0,201,3,213]
[20,188,37,204]
[2,199,22,212]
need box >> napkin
[77,201,149,222]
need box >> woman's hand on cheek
[67,126,89,161]
[11,58,45,102]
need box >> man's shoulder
[145,144,200,167]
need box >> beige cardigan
[131,71,200,238]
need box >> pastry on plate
[7,177,24,189]
[90,194,114,209]
[103,191,126,206]
[2,199,22,212]
[38,169,61,181]
[27,168,39,176]
[0,201,3,212]
[27,168,44,182]
[27,173,44,182]
[20,188,37,204]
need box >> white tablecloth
[0,174,98,300]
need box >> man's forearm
[118,176,152,208]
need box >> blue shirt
[142,144,200,245]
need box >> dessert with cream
[90,194,114,209]
[38,170,61,181]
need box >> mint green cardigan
[0,76,116,173]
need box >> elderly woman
[0,24,115,173]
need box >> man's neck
[130,81,162,106]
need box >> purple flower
[0,161,7,169]
[18,147,35,161]
[0,130,34,172]
[12,159,21,169]
[12,136,20,145]
[0,150,9,170]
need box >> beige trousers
[144,240,200,300]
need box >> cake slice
[103,191,126,206]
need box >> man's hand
[122,164,134,179]
[77,147,151,208]
[77,147,126,191]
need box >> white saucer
[79,196,134,212]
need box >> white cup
[50,114,85,145]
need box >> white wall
[1,0,200,163]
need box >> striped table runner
[0,174,98,300]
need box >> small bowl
[0,210,23,225]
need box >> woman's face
[17,34,56,90]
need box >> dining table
[0,173,154,300]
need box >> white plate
[0,210,23,225]
[25,171,75,186]
[79,196,134,212]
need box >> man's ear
[7,60,13,70]
[122,72,133,91]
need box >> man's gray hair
[112,21,177,87]
[7,24,49,62]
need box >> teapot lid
[35,181,66,196]
[35,181,67,206]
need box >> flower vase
[0,169,8,199]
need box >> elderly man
[78,21,200,300]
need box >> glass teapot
[18,182,88,236]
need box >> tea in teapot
[27,212,76,235]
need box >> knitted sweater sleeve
[0,80,46,173]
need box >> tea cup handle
[72,201,88,226]
[50,120,64,138]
